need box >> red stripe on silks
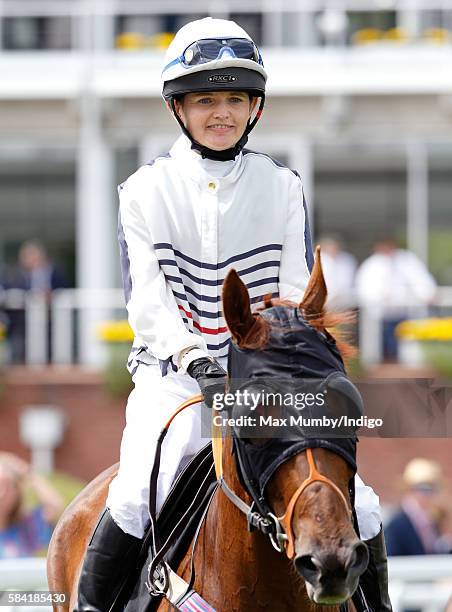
[178,305,228,335]
[178,304,193,319]
[193,321,229,335]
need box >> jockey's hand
[187,357,227,409]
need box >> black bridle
[218,304,362,555]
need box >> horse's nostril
[346,542,369,575]
[294,554,321,584]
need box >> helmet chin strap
[170,96,265,161]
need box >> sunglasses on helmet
[164,37,264,72]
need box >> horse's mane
[240,296,357,365]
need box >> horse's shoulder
[47,464,120,600]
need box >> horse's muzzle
[294,541,369,604]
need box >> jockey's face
[173,91,258,151]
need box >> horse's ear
[299,246,328,319]
[222,269,255,344]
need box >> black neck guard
[170,96,265,161]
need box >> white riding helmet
[161,17,267,100]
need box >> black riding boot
[75,508,143,612]
[358,526,392,612]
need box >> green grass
[429,230,452,284]
[422,341,452,378]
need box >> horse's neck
[195,438,345,612]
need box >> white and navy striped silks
[117,135,314,375]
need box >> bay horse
[47,248,368,611]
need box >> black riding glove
[187,357,227,409]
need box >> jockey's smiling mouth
[173,91,258,151]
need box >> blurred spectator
[385,458,452,556]
[0,241,68,363]
[0,452,64,558]
[355,238,437,359]
[318,235,357,308]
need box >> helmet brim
[162,67,266,100]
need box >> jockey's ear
[222,269,255,344]
[299,246,328,319]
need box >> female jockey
[76,17,391,612]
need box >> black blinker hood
[228,305,347,381]
[225,305,360,514]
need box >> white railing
[0,558,49,612]
[50,288,125,366]
[0,287,125,367]
[1,286,452,367]
[389,555,452,612]
[0,558,47,590]
[0,555,451,611]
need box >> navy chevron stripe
[172,289,279,318]
[177,297,222,319]
[165,274,184,285]
[171,278,278,303]
[118,210,132,304]
[252,291,279,304]
[242,148,298,176]
[292,170,314,273]
[302,190,314,273]
[206,337,231,352]
[154,243,282,270]
[159,260,280,287]
[244,277,279,290]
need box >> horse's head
[220,247,369,605]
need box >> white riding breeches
[106,361,382,541]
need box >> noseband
[215,441,351,558]
[277,447,351,558]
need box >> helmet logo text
[208,75,237,83]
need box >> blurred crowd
[320,235,437,360]
[384,458,452,556]
[0,240,68,364]
[0,452,64,558]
